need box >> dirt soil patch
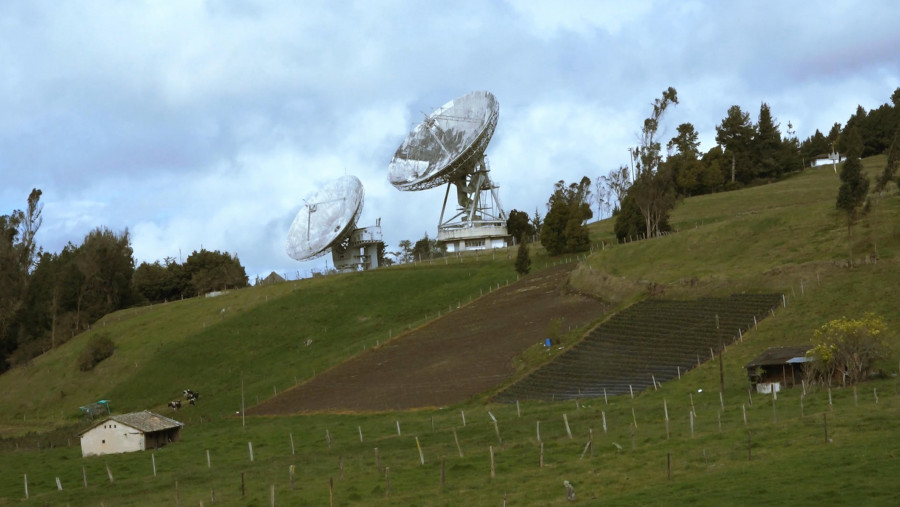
[249,263,606,414]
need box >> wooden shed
[79,411,183,457]
[745,346,811,394]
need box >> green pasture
[2,156,900,505]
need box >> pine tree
[835,145,869,268]
[514,240,531,275]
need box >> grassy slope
[2,157,900,505]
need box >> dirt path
[249,263,606,414]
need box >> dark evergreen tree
[836,148,869,268]
[613,192,646,241]
[715,105,755,184]
[753,103,783,179]
[514,240,531,275]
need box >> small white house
[79,411,183,457]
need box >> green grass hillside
[1,157,899,505]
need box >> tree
[0,189,43,368]
[806,314,889,387]
[514,240,531,275]
[411,234,442,261]
[531,208,543,243]
[184,249,249,295]
[506,209,535,243]
[613,192,645,241]
[133,260,189,303]
[75,227,138,328]
[398,239,413,263]
[630,87,678,238]
[870,91,900,261]
[715,105,754,183]
[600,165,631,213]
[753,103,783,179]
[634,86,678,177]
[800,129,829,165]
[666,123,704,196]
[541,178,593,255]
[835,145,869,268]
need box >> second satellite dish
[286,175,383,271]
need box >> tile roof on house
[111,411,183,433]
[80,411,183,435]
[745,346,811,369]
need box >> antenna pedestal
[437,158,509,253]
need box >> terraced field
[494,293,783,401]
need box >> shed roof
[745,346,811,369]
[80,411,183,435]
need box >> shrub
[78,334,116,371]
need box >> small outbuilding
[745,346,811,394]
[79,411,183,457]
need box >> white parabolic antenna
[388,91,509,252]
[287,175,363,261]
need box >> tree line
[0,190,249,373]
[597,86,900,243]
[499,86,900,260]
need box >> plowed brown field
[248,263,606,414]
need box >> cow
[168,400,182,410]
[183,389,200,405]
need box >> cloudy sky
[2,0,899,281]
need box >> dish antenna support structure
[286,175,384,271]
[389,91,509,252]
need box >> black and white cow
[183,389,200,405]
[168,400,182,410]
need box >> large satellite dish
[389,91,499,191]
[388,91,509,253]
[286,175,364,261]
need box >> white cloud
[2,0,899,281]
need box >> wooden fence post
[152,453,157,477]
[453,429,463,457]
[490,445,495,478]
[663,399,669,440]
[563,413,573,439]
